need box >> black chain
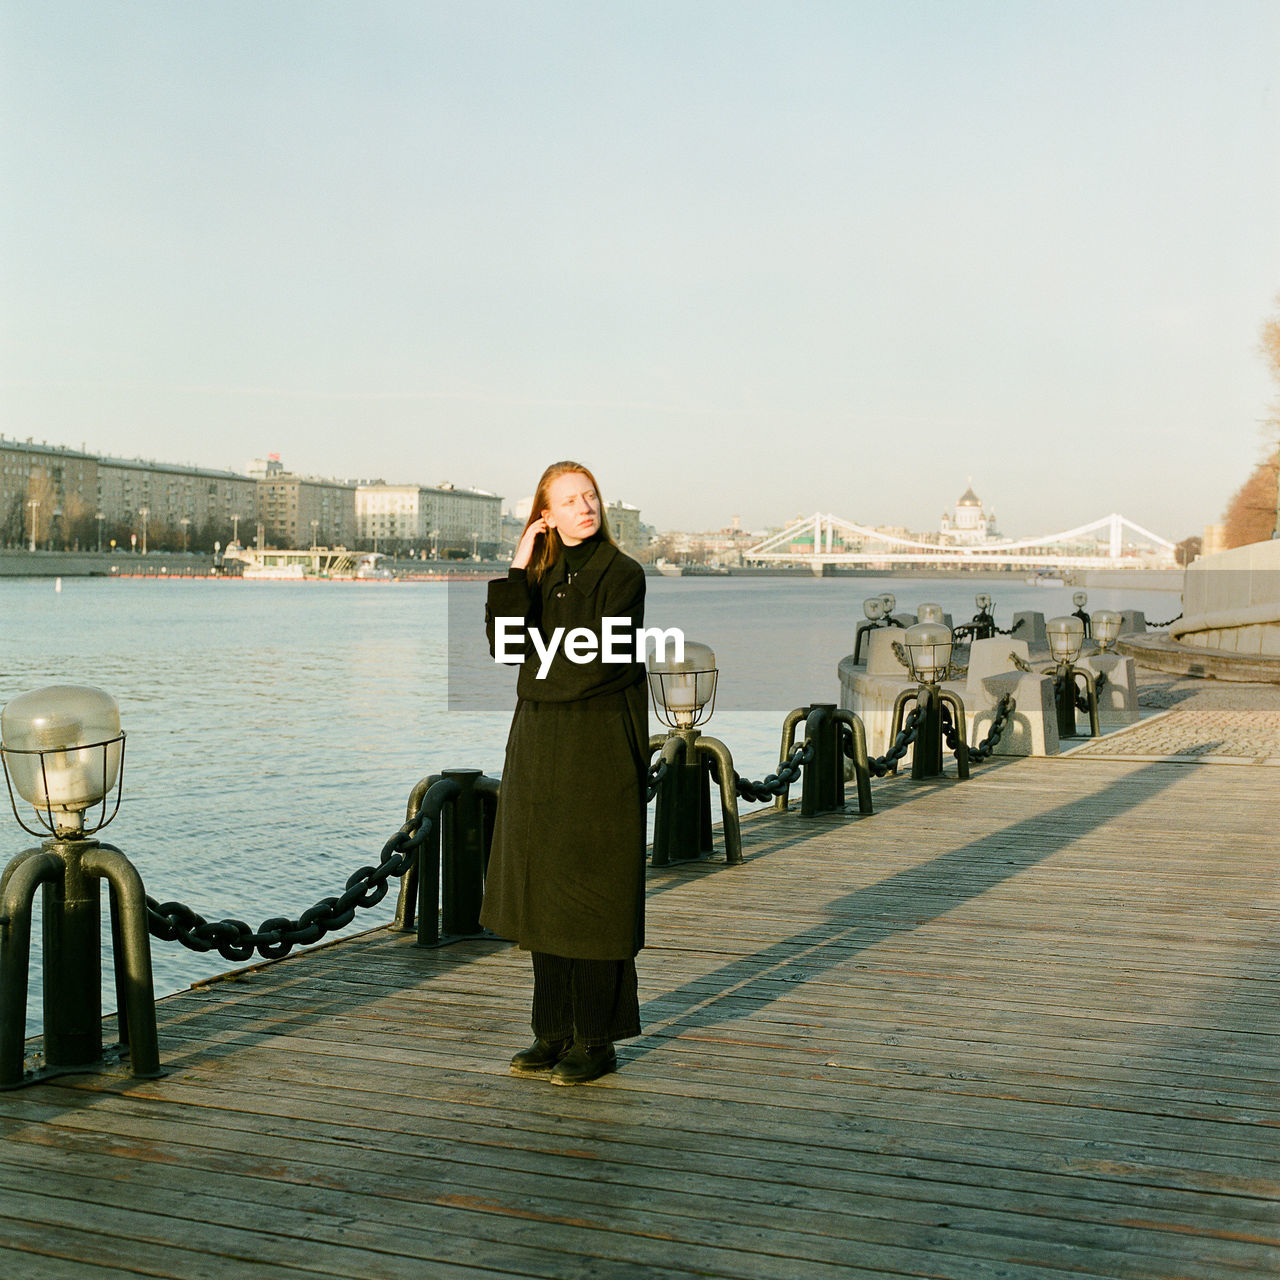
[972,694,1016,761]
[146,800,438,962]
[1147,613,1182,629]
[645,755,670,802]
[992,617,1026,637]
[940,694,1016,762]
[857,703,924,777]
[734,739,814,802]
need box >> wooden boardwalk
[1,751,1278,1278]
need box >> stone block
[1076,653,1138,727]
[865,626,910,677]
[1012,611,1046,647]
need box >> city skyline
[0,432,1195,547]
[3,3,1278,539]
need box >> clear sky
[3,1,1278,541]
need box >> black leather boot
[509,1037,572,1075]
[550,1041,617,1085]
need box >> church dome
[957,487,981,507]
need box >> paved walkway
[1067,672,1280,764]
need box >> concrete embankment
[0,550,215,577]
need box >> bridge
[745,512,1177,570]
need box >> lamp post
[96,512,105,554]
[0,686,159,1088]
[470,531,479,561]
[231,514,241,546]
[26,499,38,553]
[1071,590,1092,638]
[853,596,886,664]
[1091,609,1123,652]
[138,507,149,556]
[180,517,190,554]
[1044,616,1099,738]
[646,642,742,866]
[888,622,970,780]
[310,520,319,550]
[971,593,995,640]
[430,528,439,560]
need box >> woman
[482,461,648,1085]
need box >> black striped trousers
[530,952,641,1046]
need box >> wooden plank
[2,754,1278,1279]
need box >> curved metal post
[832,710,873,814]
[692,736,742,866]
[899,684,945,780]
[888,687,921,777]
[393,772,442,930]
[415,775,464,947]
[84,844,160,1079]
[939,691,971,780]
[40,839,104,1071]
[1044,663,1099,739]
[971,612,995,641]
[801,705,843,817]
[1074,669,1100,737]
[651,733,712,867]
[0,848,60,1089]
[853,621,880,665]
[774,707,809,811]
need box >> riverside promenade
[1,673,1278,1279]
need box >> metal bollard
[395,769,496,947]
[649,731,742,867]
[799,704,844,817]
[0,836,159,1090]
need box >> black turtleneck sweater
[560,531,603,581]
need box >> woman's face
[543,471,600,546]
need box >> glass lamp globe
[917,603,944,624]
[880,592,896,614]
[975,593,992,612]
[1046,616,1086,664]
[862,597,885,622]
[903,622,952,684]
[1,686,125,836]
[647,640,718,730]
[1072,591,1088,609]
[1092,609,1123,650]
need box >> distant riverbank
[0,548,1183,592]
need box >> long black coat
[480,542,648,960]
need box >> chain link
[733,739,814,802]
[992,617,1026,637]
[645,755,670,802]
[146,798,438,962]
[939,693,1016,762]
[1074,672,1107,713]
[855,703,924,777]
[1147,613,1182,629]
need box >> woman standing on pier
[482,461,648,1085]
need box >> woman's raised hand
[511,517,547,570]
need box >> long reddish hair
[523,460,615,583]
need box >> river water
[2,571,1181,1036]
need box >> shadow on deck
[0,755,1277,1279]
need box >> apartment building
[356,482,502,557]
[97,456,257,550]
[0,438,98,548]
[251,459,356,549]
